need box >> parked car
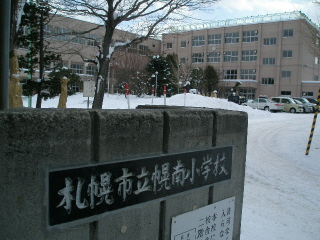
[228,95,247,105]
[258,95,269,99]
[304,98,319,112]
[305,97,318,104]
[292,97,314,113]
[241,98,284,112]
[271,97,304,113]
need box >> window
[281,70,291,78]
[223,69,237,79]
[180,58,187,64]
[71,31,85,45]
[242,30,258,42]
[181,41,187,48]
[128,47,137,54]
[58,62,68,68]
[263,37,276,45]
[87,34,100,46]
[315,57,319,65]
[128,42,137,53]
[282,50,292,58]
[283,29,293,38]
[261,78,274,85]
[302,92,313,96]
[262,58,276,65]
[240,88,255,100]
[242,50,257,61]
[191,53,204,63]
[44,25,53,39]
[224,51,238,62]
[166,43,172,49]
[86,65,97,76]
[208,34,221,45]
[70,64,83,74]
[241,69,256,80]
[314,75,319,81]
[281,98,291,103]
[139,45,149,55]
[207,52,220,63]
[192,36,205,46]
[54,27,69,41]
[281,91,291,95]
[225,32,239,44]
[139,45,148,51]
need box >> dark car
[228,96,247,105]
[305,97,318,104]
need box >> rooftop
[167,11,319,33]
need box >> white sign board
[171,196,235,240]
[83,81,95,97]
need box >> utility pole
[0,0,11,110]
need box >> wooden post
[57,77,69,108]
[9,51,23,108]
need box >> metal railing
[167,11,319,33]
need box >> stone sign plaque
[171,197,235,240]
[48,146,232,226]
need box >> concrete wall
[0,107,247,240]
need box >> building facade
[17,14,161,93]
[161,12,320,99]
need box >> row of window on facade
[237,88,314,100]
[180,50,296,64]
[166,29,293,48]
[41,25,102,46]
[67,63,319,83]
[55,62,97,75]
[40,25,149,53]
[221,69,304,82]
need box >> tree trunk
[36,9,44,108]
[92,25,113,109]
[92,58,110,109]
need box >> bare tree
[49,0,220,108]
[111,50,150,96]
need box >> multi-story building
[161,11,320,99]
[17,14,161,93]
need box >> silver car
[241,98,284,112]
[293,97,316,113]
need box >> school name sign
[48,147,233,226]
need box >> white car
[242,98,284,112]
[271,97,304,113]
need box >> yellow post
[305,88,320,155]
[9,51,23,108]
[57,77,69,108]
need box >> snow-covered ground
[23,93,320,239]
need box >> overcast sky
[198,0,320,23]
